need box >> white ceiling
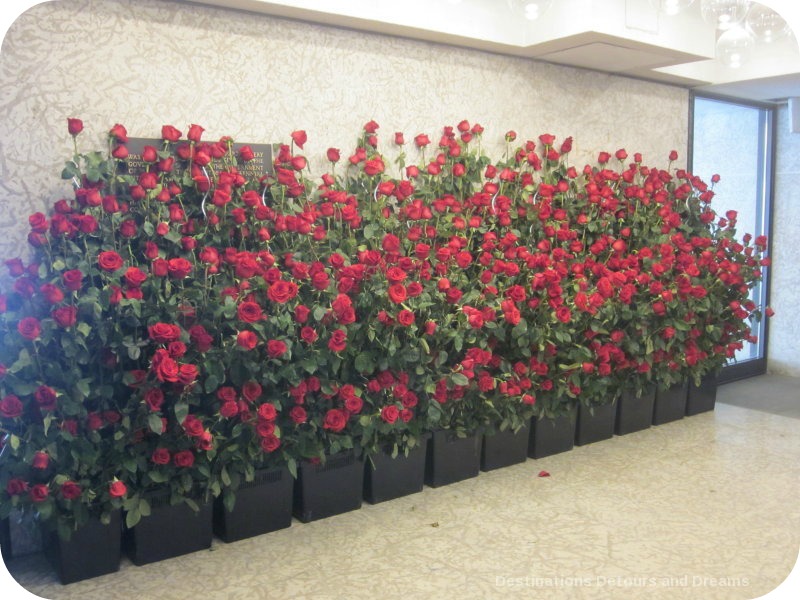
[188,0,800,103]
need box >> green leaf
[174,401,189,424]
[354,352,375,374]
[148,413,164,435]
[126,508,141,529]
[450,373,469,386]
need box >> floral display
[0,117,771,537]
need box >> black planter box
[213,466,293,543]
[528,405,577,459]
[44,511,121,584]
[293,451,364,522]
[364,438,429,504]
[124,492,213,566]
[575,400,617,446]
[653,381,688,425]
[424,430,481,488]
[1,517,10,563]
[686,374,717,416]
[481,423,531,471]
[615,387,655,435]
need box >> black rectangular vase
[293,451,364,522]
[424,430,481,488]
[528,405,577,459]
[686,374,717,416]
[480,423,531,471]
[575,401,617,446]
[125,492,213,566]
[364,439,428,504]
[615,387,655,435]
[44,510,122,584]
[653,381,688,425]
[213,466,293,543]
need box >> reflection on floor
[4,376,800,600]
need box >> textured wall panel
[0,0,688,267]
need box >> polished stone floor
[3,375,799,599]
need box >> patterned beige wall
[0,0,689,269]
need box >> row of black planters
[31,376,716,584]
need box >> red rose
[266,339,287,358]
[237,330,258,350]
[61,269,83,292]
[555,307,571,323]
[153,355,180,383]
[267,280,299,303]
[381,405,399,424]
[6,478,28,496]
[67,118,83,136]
[161,124,182,142]
[29,212,48,233]
[0,394,23,418]
[52,305,77,328]
[32,451,49,470]
[109,481,127,498]
[344,396,363,413]
[167,257,193,279]
[291,130,307,149]
[322,408,347,432]
[397,309,415,327]
[187,124,205,142]
[61,481,81,500]
[111,144,128,159]
[242,381,262,402]
[363,158,385,176]
[29,484,49,503]
[190,325,213,352]
[173,450,195,467]
[178,364,198,385]
[107,124,127,143]
[424,321,437,335]
[217,387,237,403]
[17,317,41,340]
[615,148,628,160]
[148,323,182,343]
[34,385,58,411]
[289,406,307,424]
[414,133,430,148]
[144,388,165,412]
[257,403,278,421]
[98,250,124,272]
[237,301,264,323]
[505,130,517,142]
[326,147,340,162]
[4,258,24,277]
[219,401,239,418]
[394,132,405,145]
[260,435,281,453]
[238,145,254,162]
[124,266,148,287]
[388,284,407,304]
[151,448,171,465]
[669,149,679,161]
[300,326,318,344]
[328,329,347,353]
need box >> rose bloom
[67,117,83,136]
[144,388,165,411]
[17,317,41,340]
[162,124,182,141]
[109,481,127,498]
[300,326,318,344]
[53,305,78,328]
[6,478,28,496]
[397,309,415,327]
[97,250,124,272]
[328,329,347,353]
[148,322,182,343]
[242,381,262,402]
[32,451,49,470]
[151,448,171,465]
[326,147,340,162]
[237,301,264,323]
[173,450,195,468]
[323,408,347,432]
[381,405,400,424]
[62,269,83,291]
[0,394,23,418]
[289,405,307,424]
[29,484,49,503]
[237,330,258,350]
[61,480,81,500]
[34,385,58,411]
[268,280,299,303]
[266,339,287,358]
[167,257,193,279]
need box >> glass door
[690,94,774,382]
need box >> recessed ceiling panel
[537,41,685,72]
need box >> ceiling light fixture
[745,3,790,43]
[716,24,755,67]
[649,0,695,17]
[508,0,554,21]
[701,0,752,31]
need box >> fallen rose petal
[538,470,550,477]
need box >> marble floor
[3,375,799,600]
